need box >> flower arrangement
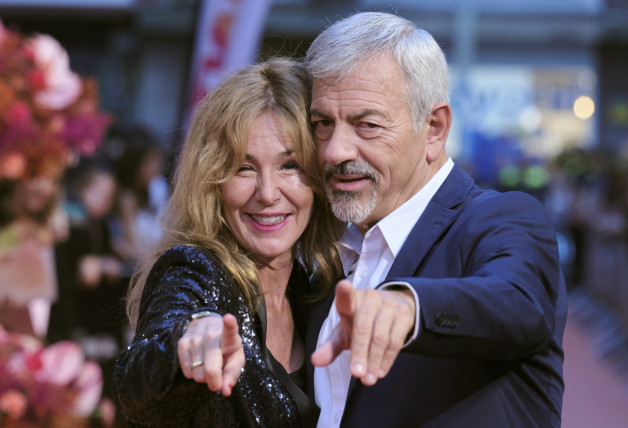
[0,20,111,181]
[0,324,115,427]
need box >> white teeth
[250,215,287,225]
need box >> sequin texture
[113,246,315,427]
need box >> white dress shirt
[314,158,454,428]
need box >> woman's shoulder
[142,245,247,317]
[147,245,235,293]
[154,245,223,270]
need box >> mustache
[323,161,378,182]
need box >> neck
[258,257,293,309]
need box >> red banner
[186,0,273,117]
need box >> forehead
[311,54,404,112]
[247,112,294,153]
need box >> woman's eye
[237,165,254,173]
[283,161,300,170]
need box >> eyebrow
[310,109,329,119]
[350,110,384,122]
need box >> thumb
[311,322,347,367]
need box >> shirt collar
[337,158,454,271]
[338,223,363,276]
[378,157,454,257]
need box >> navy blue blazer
[306,164,567,427]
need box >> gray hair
[305,12,449,130]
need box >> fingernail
[364,373,376,384]
[353,363,364,375]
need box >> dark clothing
[306,164,567,427]
[114,245,318,427]
[49,216,127,402]
[49,217,127,343]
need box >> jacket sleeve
[394,191,563,360]
[113,246,232,425]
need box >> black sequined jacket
[113,245,318,427]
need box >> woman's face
[222,111,314,267]
[21,174,60,215]
[81,172,117,220]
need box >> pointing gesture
[177,313,245,396]
[312,280,416,386]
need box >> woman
[0,166,65,338]
[113,58,343,427]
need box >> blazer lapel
[387,164,474,279]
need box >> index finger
[335,280,358,326]
[348,290,378,379]
[221,313,240,353]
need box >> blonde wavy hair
[126,58,343,328]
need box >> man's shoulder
[469,187,546,212]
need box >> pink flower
[28,69,46,90]
[97,398,117,427]
[36,340,84,385]
[62,112,111,156]
[72,361,103,417]
[30,34,82,110]
[0,390,28,420]
[6,101,32,125]
[0,152,27,179]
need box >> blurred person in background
[0,164,66,338]
[113,58,342,427]
[305,12,567,427]
[49,158,126,402]
[108,126,170,270]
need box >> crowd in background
[0,124,171,421]
[497,147,628,384]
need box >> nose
[256,171,281,205]
[318,124,358,166]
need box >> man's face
[310,54,431,231]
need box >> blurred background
[0,0,627,426]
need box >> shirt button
[359,270,367,278]
[334,414,341,423]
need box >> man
[305,11,567,427]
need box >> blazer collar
[386,163,474,279]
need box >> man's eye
[356,121,382,138]
[312,119,334,140]
[312,119,332,128]
[360,122,379,129]
[319,120,332,127]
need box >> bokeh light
[573,95,595,120]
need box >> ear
[424,102,452,163]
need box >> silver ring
[190,360,204,369]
